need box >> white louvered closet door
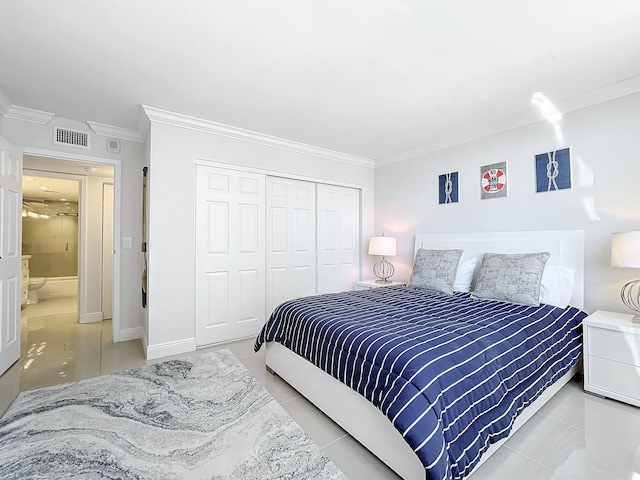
[317,184,360,294]
[195,165,266,346]
[266,177,316,318]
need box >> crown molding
[377,75,640,167]
[87,120,145,143]
[2,105,55,125]
[142,105,374,168]
[0,87,55,124]
[0,88,11,116]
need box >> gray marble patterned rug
[0,350,347,479]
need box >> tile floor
[2,296,640,479]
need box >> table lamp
[368,235,396,284]
[611,231,640,322]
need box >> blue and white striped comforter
[254,285,585,480]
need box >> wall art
[439,171,459,204]
[535,147,571,192]
[480,162,507,199]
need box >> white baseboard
[145,338,196,360]
[117,327,142,342]
[80,311,103,324]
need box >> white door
[266,177,316,317]
[195,165,266,346]
[0,137,22,376]
[317,184,360,294]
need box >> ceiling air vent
[53,126,91,149]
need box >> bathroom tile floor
[2,296,640,479]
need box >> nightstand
[354,279,404,291]
[583,310,640,407]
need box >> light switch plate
[123,237,132,249]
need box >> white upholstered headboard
[414,230,585,309]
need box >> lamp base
[621,280,640,323]
[372,257,395,284]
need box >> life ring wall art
[480,161,507,200]
[535,147,571,192]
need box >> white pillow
[539,266,575,308]
[454,257,477,293]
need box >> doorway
[22,156,115,321]
[20,155,115,388]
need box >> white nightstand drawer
[587,327,640,367]
[587,356,640,405]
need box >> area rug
[0,350,347,479]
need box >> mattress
[254,285,586,480]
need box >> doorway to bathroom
[22,174,80,308]
[20,156,115,389]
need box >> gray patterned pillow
[409,249,463,295]
[471,252,551,306]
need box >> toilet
[27,277,47,305]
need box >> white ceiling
[1,1,640,163]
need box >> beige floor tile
[322,434,402,480]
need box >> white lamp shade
[368,236,396,256]
[611,231,640,268]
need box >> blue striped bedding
[254,285,585,480]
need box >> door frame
[22,147,122,341]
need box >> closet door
[195,165,265,346]
[266,177,316,317]
[317,184,360,294]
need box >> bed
[254,230,587,480]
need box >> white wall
[144,119,375,358]
[375,92,640,314]
[3,116,145,337]
[81,175,112,323]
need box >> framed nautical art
[535,148,571,192]
[439,171,459,204]
[480,162,507,199]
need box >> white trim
[193,158,363,190]
[0,89,12,116]
[119,327,142,341]
[0,87,55,124]
[80,311,103,324]
[86,121,145,143]
[146,338,197,361]
[143,105,374,169]
[3,105,55,125]
[22,147,123,343]
[141,331,149,353]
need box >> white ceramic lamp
[611,231,640,322]
[368,235,396,284]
